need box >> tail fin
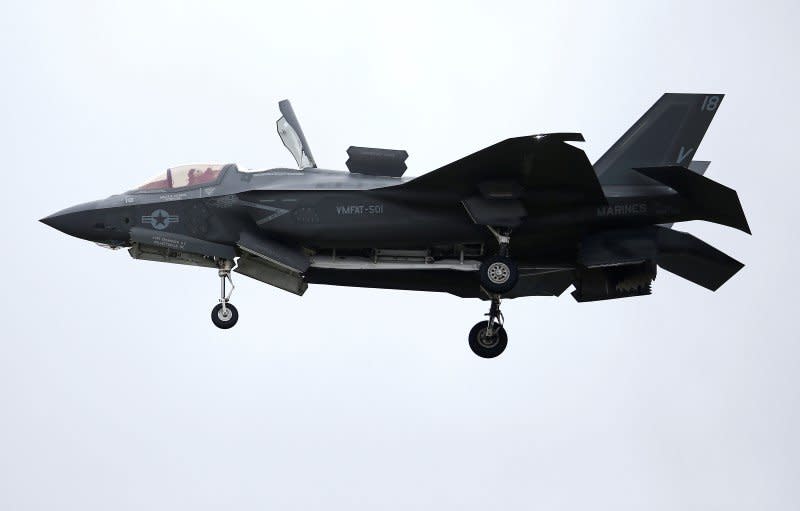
[595,93,724,185]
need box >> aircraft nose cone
[40,212,69,232]
[40,201,102,240]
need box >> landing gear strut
[211,259,238,329]
[470,226,516,357]
[468,295,508,358]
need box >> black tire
[211,303,239,329]
[479,256,519,294]
[468,321,508,358]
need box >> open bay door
[276,99,317,169]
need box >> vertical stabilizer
[595,94,723,185]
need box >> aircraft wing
[400,134,606,207]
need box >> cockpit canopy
[134,163,225,191]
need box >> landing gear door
[276,99,317,169]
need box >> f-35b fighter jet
[42,94,749,358]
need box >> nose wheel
[468,295,507,358]
[212,302,238,329]
[211,259,239,329]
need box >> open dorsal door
[276,99,317,169]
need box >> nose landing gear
[468,295,507,358]
[211,259,239,329]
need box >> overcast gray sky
[1,0,798,509]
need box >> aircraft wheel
[468,321,507,358]
[479,256,518,294]
[211,303,239,329]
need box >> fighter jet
[41,94,749,358]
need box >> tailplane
[635,165,751,234]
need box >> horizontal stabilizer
[577,226,745,292]
[654,227,744,290]
[635,165,751,234]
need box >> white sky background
[1,0,798,509]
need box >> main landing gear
[211,259,238,329]
[469,226,516,358]
[479,255,518,294]
[469,295,507,358]
[479,226,519,293]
